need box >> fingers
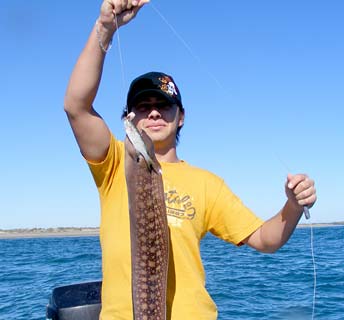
[286,173,317,208]
[113,0,130,15]
[110,0,149,15]
[138,0,150,6]
[114,6,139,26]
[99,0,148,28]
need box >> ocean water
[0,226,343,319]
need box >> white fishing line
[149,1,224,91]
[274,154,317,318]
[113,10,127,93]
[310,223,317,320]
[148,5,318,317]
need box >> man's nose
[148,108,162,119]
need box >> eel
[124,113,169,320]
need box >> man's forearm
[64,0,149,115]
[64,21,115,115]
[255,201,303,253]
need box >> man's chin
[145,130,164,141]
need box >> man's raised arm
[64,0,149,162]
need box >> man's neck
[154,146,180,163]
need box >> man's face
[131,95,184,149]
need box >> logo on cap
[158,76,178,98]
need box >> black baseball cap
[126,71,183,112]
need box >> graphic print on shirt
[163,182,196,228]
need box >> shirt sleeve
[205,177,264,245]
[87,134,123,196]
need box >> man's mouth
[146,123,165,131]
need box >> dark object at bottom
[46,281,102,320]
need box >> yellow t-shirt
[88,134,264,320]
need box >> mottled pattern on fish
[125,127,169,320]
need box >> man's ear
[178,110,185,127]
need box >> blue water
[0,226,343,319]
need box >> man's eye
[159,104,172,111]
[133,103,172,112]
[135,105,149,112]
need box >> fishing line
[148,4,318,317]
[149,1,225,91]
[310,223,316,320]
[113,10,127,95]
[275,153,316,318]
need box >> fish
[124,112,158,173]
[124,112,169,320]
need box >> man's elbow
[258,245,280,254]
[63,97,90,119]
[245,228,284,254]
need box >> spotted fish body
[124,115,169,320]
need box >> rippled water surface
[1,226,343,319]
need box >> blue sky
[1,1,343,229]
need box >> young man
[64,1,317,319]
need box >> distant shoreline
[1,222,344,239]
[0,228,99,240]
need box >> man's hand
[99,0,149,30]
[285,173,317,211]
